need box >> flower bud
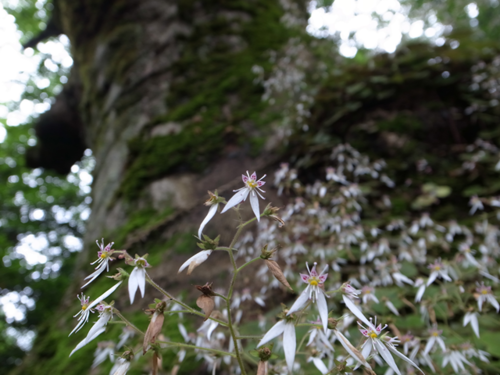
[108,268,129,281]
[327,317,338,330]
[197,235,220,250]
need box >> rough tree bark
[15,0,310,374]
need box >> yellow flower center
[247,180,258,189]
[432,332,439,337]
[310,280,318,286]
[481,289,488,295]
[82,304,88,311]
[100,253,108,259]
[369,332,378,339]
[434,266,441,271]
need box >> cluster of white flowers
[67,140,500,375]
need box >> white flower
[257,320,296,372]
[287,262,329,332]
[306,318,334,353]
[178,250,212,275]
[469,195,484,215]
[359,319,423,375]
[221,171,266,221]
[92,341,115,368]
[475,283,499,312]
[111,357,131,375]
[82,239,115,288]
[463,312,480,338]
[442,350,471,373]
[69,282,122,336]
[128,256,150,304]
[198,191,220,239]
[361,286,379,304]
[70,303,114,356]
[423,326,446,354]
[426,259,452,286]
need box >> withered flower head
[261,249,293,291]
[195,282,216,320]
[143,299,167,354]
[262,203,285,227]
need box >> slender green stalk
[113,308,144,336]
[296,330,310,352]
[223,207,255,375]
[156,340,236,357]
[146,273,228,327]
[237,257,261,273]
[236,335,263,340]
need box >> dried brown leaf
[143,312,164,354]
[265,259,293,290]
[196,294,215,320]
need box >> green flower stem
[224,208,255,375]
[236,257,261,273]
[113,308,144,336]
[215,246,238,252]
[236,335,263,340]
[145,273,228,327]
[296,329,310,352]
[156,340,236,358]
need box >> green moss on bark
[118,0,298,200]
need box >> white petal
[257,320,286,348]
[207,321,219,340]
[88,282,123,310]
[137,268,146,298]
[470,314,480,338]
[128,268,140,304]
[69,327,106,357]
[318,331,335,352]
[221,189,248,213]
[316,291,329,332]
[463,313,471,326]
[86,312,112,342]
[361,339,372,360]
[373,339,401,375]
[283,323,296,372]
[249,192,261,222]
[306,329,317,347]
[334,330,371,368]
[424,337,435,355]
[198,204,218,238]
[178,250,212,274]
[311,358,328,374]
[342,295,375,330]
[69,311,89,336]
[385,301,399,316]
[287,287,310,316]
[426,272,438,287]
[415,284,426,302]
[387,344,425,374]
[436,337,446,352]
[488,295,500,312]
[478,296,484,312]
[81,262,107,288]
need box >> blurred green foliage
[0,0,89,371]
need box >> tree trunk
[13,0,309,374]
